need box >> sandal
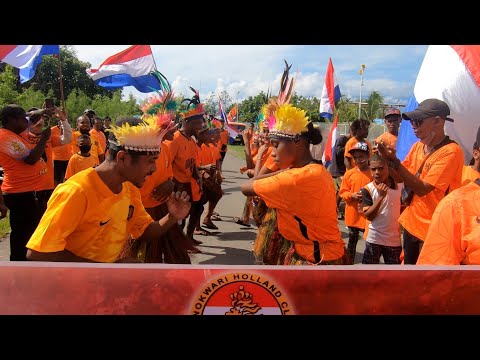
[233,217,251,227]
[211,215,222,221]
[194,229,211,236]
[202,220,219,230]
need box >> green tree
[20,45,114,103]
[204,90,234,116]
[362,90,384,121]
[0,65,20,107]
[334,97,359,124]
[291,93,321,123]
[238,92,270,124]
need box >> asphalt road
[0,152,365,263]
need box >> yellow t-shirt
[64,153,99,180]
[461,165,480,186]
[253,163,345,262]
[399,141,464,241]
[417,181,480,265]
[71,131,105,163]
[26,167,154,262]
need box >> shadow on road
[195,245,255,265]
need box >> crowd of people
[0,65,478,266]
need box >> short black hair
[0,104,26,127]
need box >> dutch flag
[319,57,341,120]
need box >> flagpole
[358,64,365,118]
[57,50,65,111]
[149,45,159,72]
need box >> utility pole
[236,90,240,122]
[359,64,365,118]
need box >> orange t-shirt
[344,137,373,168]
[461,165,480,186]
[64,153,99,180]
[219,129,229,152]
[26,167,153,263]
[339,167,373,229]
[399,141,464,241]
[90,128,107,153]
[0,129,49,194]
[209,143,221,162]
[253,163,345,262]
[139,142,173,209]
[26,130,66,190]
[164,130,197,183]
[375,132,398,150]
[198,143,215,166]
[71,131,105,163]
[51,125,72,161]
[417,181,480,265]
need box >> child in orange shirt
[339,142,373,264]
[65,134,98,180]
[461,140,480,186]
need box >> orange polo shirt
[0,129,49,193]
[253,163,345,262]
[51,125,72,161]
[164,130,197,183]
[417,181,480,265]
[399,141,464,241]
[339,166,373,229]
[461,165,480,186]
[219,129,229,152]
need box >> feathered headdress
[140,70,178,133]
[107,71,177,154]
[262,60,310,140]
[180,87,205,120]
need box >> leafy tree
[237,92,270,124]
[14,87,46,112]
[363,90,384,121]
[334,97,359,124]
[291,93,321,123]
[0,65,20,107]
[204,90,234,116]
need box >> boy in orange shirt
[375,108,401,151]
[339,142,373,264]
[344,118,372,170]
[65,134,98,180]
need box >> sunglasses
[409,119,425,127]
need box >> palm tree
[362,91,384,121]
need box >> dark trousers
[362,242,402,264]
[347,226,363,265]
[3,190,52,261]
[403,228,424,265]
[53,160,69,184]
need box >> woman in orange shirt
[241,100,348,265]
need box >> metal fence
[311,123,387,161]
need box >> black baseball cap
[402,98,454,122]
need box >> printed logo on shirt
[99,219,110,226]
[191,272,292,315]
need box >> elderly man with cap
[375,108,402,150]
[377,98,464,264]
[417,125,480,265]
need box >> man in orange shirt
[164,87,204,246]
[417,125,480,265]
[461,140,480,186]
[0,105,52,261]
[375,108,401,150]
[51,119,73,186]
[71,115,105,164]
[64,134,98,180]
[26,117,191,263]
[90,117,107,154]
[377,98,464,264]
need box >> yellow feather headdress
[107,116,171,154]
[261,60,310,140]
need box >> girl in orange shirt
[241,63,347,265]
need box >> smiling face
[350,150,370,170]
[118,151,159,188]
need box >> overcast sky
[73,45,428,107]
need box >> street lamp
[358,64,365,119]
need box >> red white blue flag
[319,57,341,120]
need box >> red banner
[1,263,479,315]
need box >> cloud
[74,45,428,106]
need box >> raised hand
[376,141,397,161]
[166,191,191,220]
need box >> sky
[72,45,429,108]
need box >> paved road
[0,152,366,263]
